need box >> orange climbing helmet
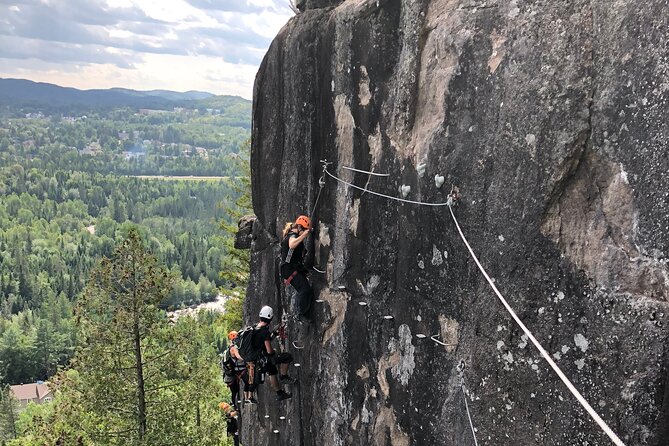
[219,402,232,412]
[295,215,311,230]
[227,330,238,341]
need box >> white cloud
[0,0,293,96]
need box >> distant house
[80,142,102,156]
[195,147,208,158]
[118,131,129,141]
[10,382,53,407]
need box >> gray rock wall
[243,0,669,445]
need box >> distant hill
[0,78,247,112]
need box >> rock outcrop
[243,0,669,445]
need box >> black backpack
[221,348,235,376]
[233,325,261,362]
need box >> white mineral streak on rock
[438,315,459,353]
[350,198,360,236]
[416,162,427,177]
[318,222,331,247]
[368,124,384,168]
[321,289,350,346]
[332,93,355,291]
[431,244,444,266]
[389,324,416,386]
[574,333,589,352]
[358,65,372,106]
[518,334,528,349]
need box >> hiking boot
[276,390,292,401]
[279,374,297,385]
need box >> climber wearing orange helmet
[280,215,315,317]
[218,402,239,445]
[221,330,245,410]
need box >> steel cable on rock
[321,164,627,446]
[461,382,479,446]
[446,205,626,446]
[323,168,452,206]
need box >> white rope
[341,165,390,176]
[461,383,479,446]
[447,205,626,446]
[324,168,450,206]
[323,164,626,445]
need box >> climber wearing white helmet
[242,305,295,404]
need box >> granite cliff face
[242,0,669,444]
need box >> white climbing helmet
[259,305,274,321]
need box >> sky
[0,0,295,99]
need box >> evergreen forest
[0,95,251,445]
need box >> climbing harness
[319,160,626,446]
[284,270,299,286]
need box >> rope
[309,162,329,218]
[320,161,625,445]
[461,382,479,446]
[447,205,626,446]
[324,168,451,207]
[341,165,390,176]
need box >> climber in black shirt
[280,215,315,317]
[245,306,294,403]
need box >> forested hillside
[0,93,251,407]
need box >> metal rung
[416,334,427,339]
[383,315,394,320]
[292,341,305,350]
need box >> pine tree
[56,230,227,445]
[73,229,173,442]
[0,385,17,441]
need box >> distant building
[118,131,129,141]
[10,382,53,407]
[81,141,102,156]
[195,147,208,158]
